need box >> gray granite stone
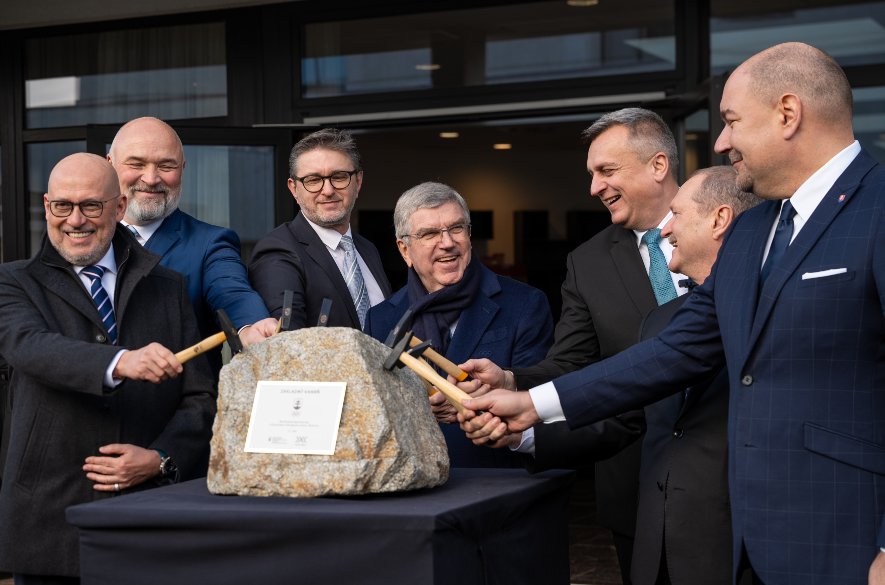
[207,327,449,497]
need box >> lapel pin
[838,193,846,202]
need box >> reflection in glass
[178,145,276,261]
[302,0,675,98]
[711,1,885,73]
[854,86,885,164]
[25,23,226,128]
[26,141,86,257]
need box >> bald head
[742,42,853,129]
[45,153,126,266]
[108,117,185,225]
[49,153,119,197]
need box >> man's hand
[461,389,540,433]
[239,317,280,346]
[114,342,182,383]
[870,550,885,584]
[429,390,457,424]
[458,359,516,391]
[83,444,161,492]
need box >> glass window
[302,0,675,98]
[178,145,276,260]
[710,1,885,73]
[854,86,885,164]
[25,22,226,129]
[26,141,87,256]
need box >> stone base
[207,327,449,497]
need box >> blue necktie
[642,228,678,306]
[81,265,118,344]
[760,201,796,284]
[339,235,370,328]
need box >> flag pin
[838,193,846,202]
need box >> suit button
[95,334,107,343]
[741,375,753,386]
[672,428,684,439]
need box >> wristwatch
[155,449,180,483]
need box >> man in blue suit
[108,117,278,373]
[364,181,553,467]
[460,42,885,585]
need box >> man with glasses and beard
[249,128,391,330]
[0,153,216,585]
[107,117,278,374]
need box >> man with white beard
[108,117,277,374]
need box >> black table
[67,468,573,585]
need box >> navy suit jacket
[249,213,391,329]
[144,209,269,346]
[552,149,885,585]
[631,295,731,585]
[365,264,554,467]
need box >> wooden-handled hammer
[174,310,243,364]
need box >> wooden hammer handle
[174,331,227,364]
[399,352,471,414]
[408,336,468,382]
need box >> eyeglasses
[47,196,119,218]
[401,223,471,246]
[293,170,359,193]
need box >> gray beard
[126,191,181,224]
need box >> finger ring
[114,483,120,492]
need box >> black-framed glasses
[401,223,471,246]
[47,196,119,218]
[293,170,359,193]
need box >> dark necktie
[642,228,678,306]
[81,265,118,344]
[760,201,797,284]
[339,235,370,328]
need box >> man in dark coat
[249,129,391,330]
[0,153,216,584]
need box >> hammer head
[216,310,243,355]
[383,308,414,347]
[382,329,414,371]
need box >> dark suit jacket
[553,150,885,585]
[631,295,731,585]
[248,212,392,329]
[144,209,270,369]
[365,263,553,467]
[514,224,652,539]
[0,227,216,577]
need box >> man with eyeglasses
[364,181,553,467]
[107,117,278,375]
[0,153,216,584]
[249,128,391,330]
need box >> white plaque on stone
[244,380,346,455]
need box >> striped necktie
[642,228,678,306]
[81,265,118,344]
[339,235,370,328]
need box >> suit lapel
[32,249,104,332]
[447,269,500,364]
[609,226,656,313]
[748,154,872,349]
[291,213,359,324]
[143,210,182,259]
[354,236,392,298]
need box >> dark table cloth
[67,467,573,585]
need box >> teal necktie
[642,228,677,306]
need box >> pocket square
[801,268,847,280]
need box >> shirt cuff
[529,382,566,423]
[105,349,127,387]
[511,426,536,456]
